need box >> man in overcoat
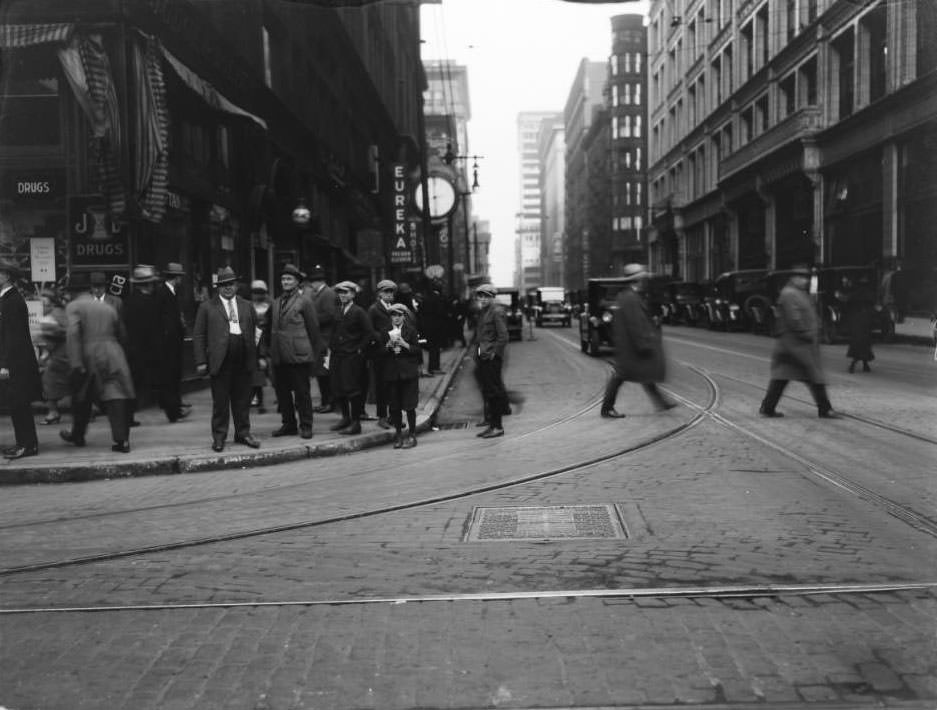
[366,279,397,429]
[759,265,839,418]
[123,264,161,426]
[472,283,509,439]
[193,267,262,452]
[601,263,677,418]
[266,264,322,439]
[60,278,136,453]
[89,271,124,315]
[329,281,376,435]
[303,266,337,413]
[155,262,188,421]
[0,259,41,459]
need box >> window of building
[635,215,643,232]
[624,83,631,105]
[741,22,754,82]
[721,123,733,157]
[754,94,769,133]
[612,84,619,107]
[779,73,796,117]
[635,52,642,73]
[0,47,61,148]
[756,5,769,69]
[833,28,855,119]
[262,28,273,88]
[612,116,619,140]
[635,183,642,205]
[860,4,887,104]
[805,0,818,24]
[634,83,642,105]
[786,0,797,42]
[611,54,619,76]
[740,107,753,144]
[634,115,642,138]
[623,53,631,73]
[688,85,697,127]
[723,44,734,96]
[626,182,632,205]
[636,147,642,170]
[624,115,632,137]
[799,56,817,105]
[919,0,937,75]
[712,56,722,105]
[625,150,632,168]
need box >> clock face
[413,176,457,219]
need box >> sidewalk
[893,314,935,346]
[0,348,466,485]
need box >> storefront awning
[0,23,73,48]
[161,47,267,131]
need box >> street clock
[413,175,457,221]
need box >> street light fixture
[442,143,482,191]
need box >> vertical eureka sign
[389,164,413,265]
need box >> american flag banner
[0,23,72,48]
[133,35,169,223]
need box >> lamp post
[443,143,482,296]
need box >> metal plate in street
[464,505,627,542]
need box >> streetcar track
[0,360,718,576]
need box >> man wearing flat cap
[154,263,189,422]
[759,264,839,419]
[0,259,41,459]
[472,284,509,438]
[366,279,398,429]
[264,264,323,439]
[303,265,337,413]
[193,266,262,452]
[601,263,677,418]
[328,281,376,435]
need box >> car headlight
[601,311,613,324]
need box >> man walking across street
[155,263,189,422]
[759,264,840,419]
[329,281,375,435]
[60,276,136,453]
[601,263,677,418]
[472,283,509,439]
[0,259,42,459]
[193,267,262,452]
[303,266,337,413]
[266,264,322,439]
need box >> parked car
[494,287,524,341]
[664,281,708,326]
[701,269,769,331]
[528,286,572,327]
[646,275,676,326]
[578,277,631,356]
[879,267,937,341]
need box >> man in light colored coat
[759,265,839,418]
[266,264,322,439]
[600,263,676,419]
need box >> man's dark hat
[0,258,24,279]
[90,271,107,286]
[307,265,326,280]
[215,266,238,285]
[789,263,812,276]
[163,262,185,277]
[280,263,305,280]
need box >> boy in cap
[328,281,376,435]
[472,284,509,438]
[367,279,398,429]
[380,303,421,448]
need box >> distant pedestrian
[601,263,677,418]
[759,264,839,418]
[328,281,376,435]
[156,263,189,421]
[249,280,271,413]
[37,287,69,426]
[844,276,875,373]
[193,267,263,452]
[303,266,337,413]
[0,259,41,459]
[380,303,421,448]
[420,279,448,374]
[472,283,508,438]
[60,279,136,453]
[367,279,397,430]
[265,264,322,439]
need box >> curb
[1,350,467,485]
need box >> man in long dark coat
[123,265,161,425]
[472,283,509,439]
[155,263,189,421]
[366,279,397,429]
[329,281,376,435]
[0,259,41,459]
[601,263,677,418]
[420,279,449,374]
[759,265,839,418]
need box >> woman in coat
[601,264,676,418]
[38,288,70,425]
[844,277,875,372]
[380,303,421,448]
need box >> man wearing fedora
[759,264,840,419]
[123,265,161,427]
[328,281,376,435]
[265,264,323,439]
[193,266,262,452]
[89,272,123,315]
[155,263,189,422]
[0,259,42,459]
[302,265,336,413]
[601,263,677,419]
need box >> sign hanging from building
[69,195,129,267]
[389,163,414,265]
[30,238,56,282]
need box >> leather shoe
[393,433,405,449]
[338,421,362,435]
[818,410,841,419]
[169,409,190,422]
[329,419,352,431]
[111,441,130,453]
[313,404,333,414]
[479,427,504,439]
[377,417,392,430]
[60,430,86,447]
[3,445,38,460]
[129,419,141,428]
[759,408,784,418]
[600,409,626,419]
[401,435,417,449]
[272,426,298,437]
[211,440,225,452]
[234,435,261,448]
[300,428,313,439]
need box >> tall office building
[537,114,565,287]
[515,111,556,291]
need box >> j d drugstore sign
[69,196,129,267]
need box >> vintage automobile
[700,269,769,332]
[527,286,572,327]
[663,281,708,326]
[494,287,524,341]
[879,267,937,341]
[578,277,632,356]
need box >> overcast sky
[420,0,650,286]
